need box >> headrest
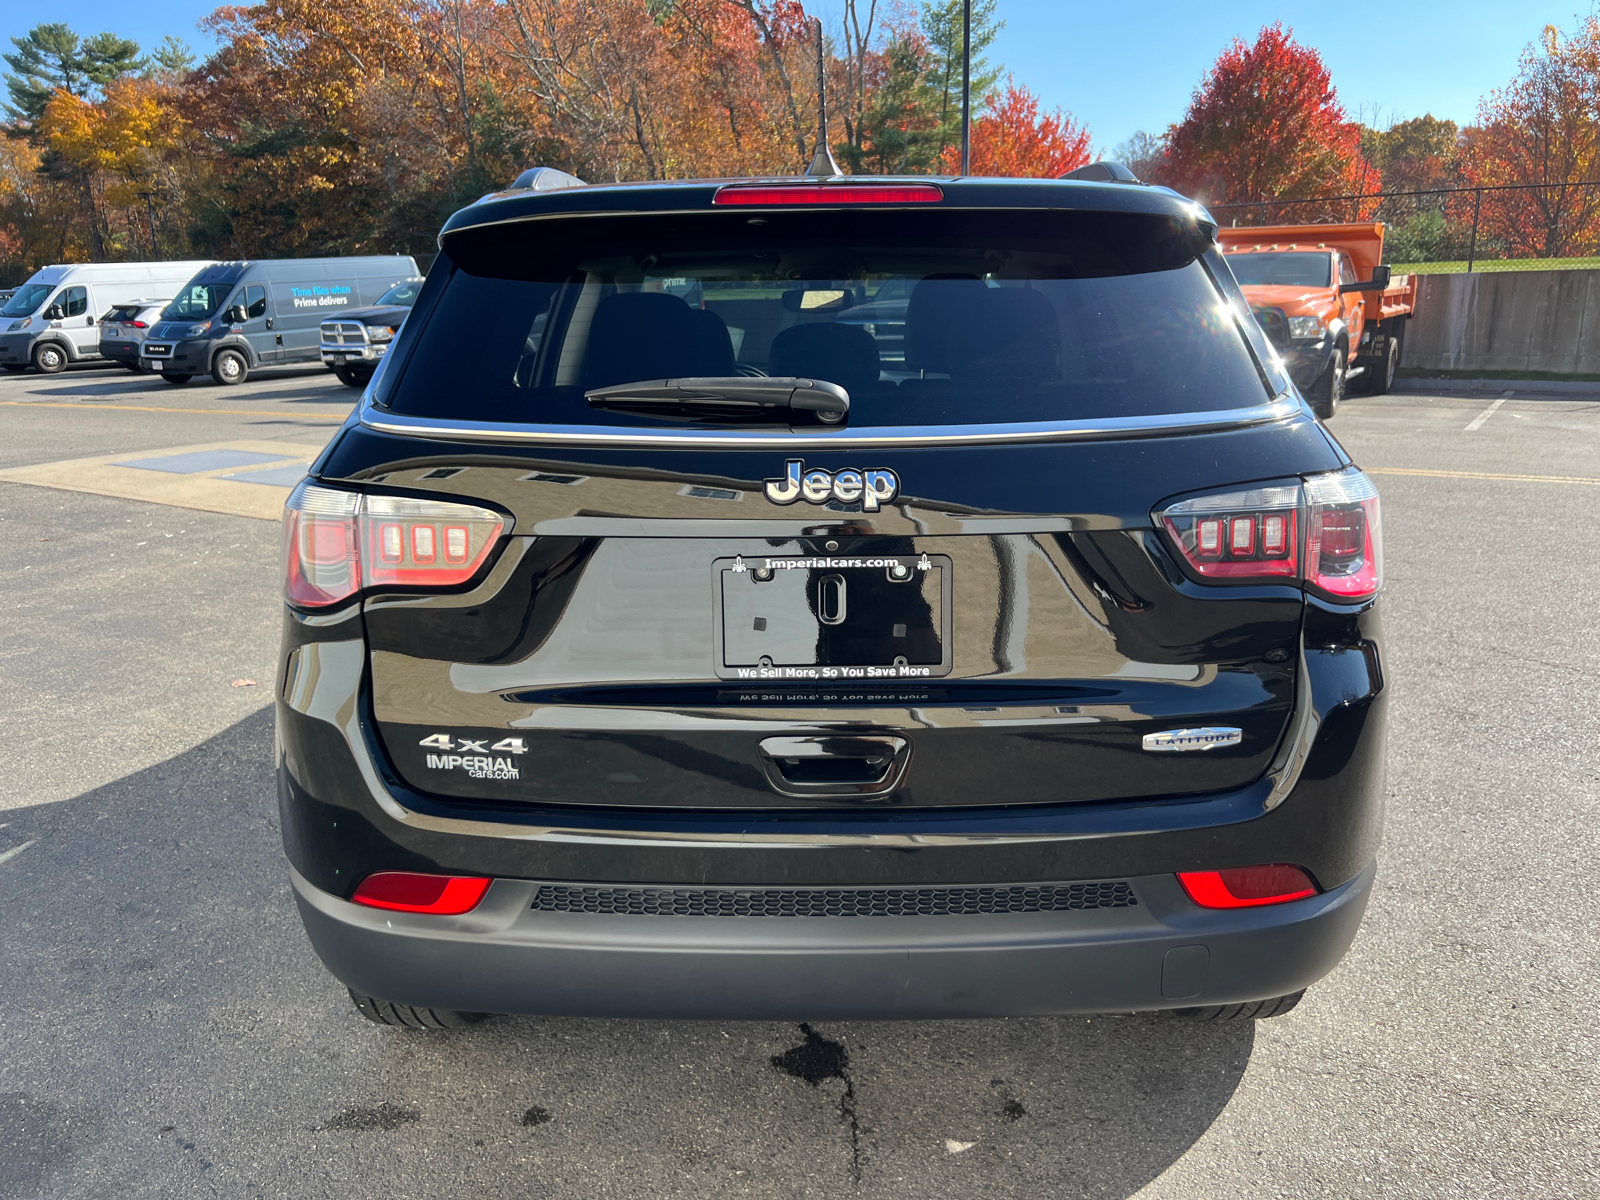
[686,307,737,377]
[769,322,880,393]
[949,287,1060,383]
[904,274,986,373]
[582,292,701,389]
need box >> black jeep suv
[277,174,1385,1028]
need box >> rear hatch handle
[758,734,911,799]
[586,377,849,422]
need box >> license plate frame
[713,553,953,682]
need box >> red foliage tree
[1158,23,1375,213]
[945,79,1091,177]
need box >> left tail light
[1177,865,1319,908]
[283,481,510,609]
[1156,467,1381,600]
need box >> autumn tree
[1160,23,1375,213]
[944,79,1091,177]
[1457,19,1600,259]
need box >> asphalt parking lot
[2,364,1597,1199]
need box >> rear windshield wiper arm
[586,377,848,423]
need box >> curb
[1393,376,1600,396]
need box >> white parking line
[0,840,37,867]
[1464,397,1507,431]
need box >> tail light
[1159,484,1299,579]
[283,481,510,609]
[1304,469,1382,598]
[352,871,492,915]
[129,320,148,328]
[1177,865,1319,908]
[1156,468,1381,599]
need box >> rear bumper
[292,861,1375,1019]
[100,341,142,365]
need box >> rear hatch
[301,181,1350,810]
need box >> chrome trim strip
[359,396,1300,451]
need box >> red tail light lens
[283,482,510,609]
[1177,865,1319,908]
[1159,484,1299,579]
[130,320,148,328]
[1304,469,1382,599]
[1156,468,1381,598]
[351,871,492,915]
[712,182,944,206]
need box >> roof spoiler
[1060,161,1142,184]
[507,167,587,192]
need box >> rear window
[107,305,147,323]
[383,209,1273,428]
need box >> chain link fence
[1212,181,1600,273]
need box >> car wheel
[211,348,248,386]
[1308,347,1344,419]
[160,372,192,384]
[1171,989,1305,1021]
[334,367,371,388]
[32,342,67,374]
[348,989,487,1030]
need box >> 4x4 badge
[764,459,900,512]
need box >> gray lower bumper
[291,861,1375,1019]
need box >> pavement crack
[772,1022,864,1182]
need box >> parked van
[0,261,214,374]
[142,257,419,386]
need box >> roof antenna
[805,17,841,177]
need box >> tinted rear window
[383,209,1273,428]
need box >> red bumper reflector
[712,183,944,206]
[351,872,492,915]
[1177,865,1319,909]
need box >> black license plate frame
[713,553,953,682]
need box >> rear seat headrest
[769,323,880,393]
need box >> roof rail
[507,167,587,192]
[1060,161,1142,184]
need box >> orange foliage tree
[1159,23,1375,216]
[944,79,1091,177]
[1456,19,1600,259]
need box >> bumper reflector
[351,871,492,915]
[1177,865,1318,909]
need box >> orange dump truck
[1218,223,1418,418]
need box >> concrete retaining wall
[1402,268,1600,374]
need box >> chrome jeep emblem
[1142,727,1243,752]
[764,459,900,512]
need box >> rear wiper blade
[585,376,848,423]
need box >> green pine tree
[4,23,142,126]
[837,35,943,175]
[920,0,1003,167]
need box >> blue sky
[0,0,1579,151]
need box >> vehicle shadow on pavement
[0,708,1253,1200]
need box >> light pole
[959,0,972,174]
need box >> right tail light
[284,481,510,609]
[1158,467,1382,600]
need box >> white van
[0,261,214,374]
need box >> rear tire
[348,988,487,1030]
[1366,331,1399,395]
[1172,990,1305,1021]
[334,366,371,388]
[211,348,248,386]
[1308,347,1344,419]
[32,342,67,374]
[160,372,191,384]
